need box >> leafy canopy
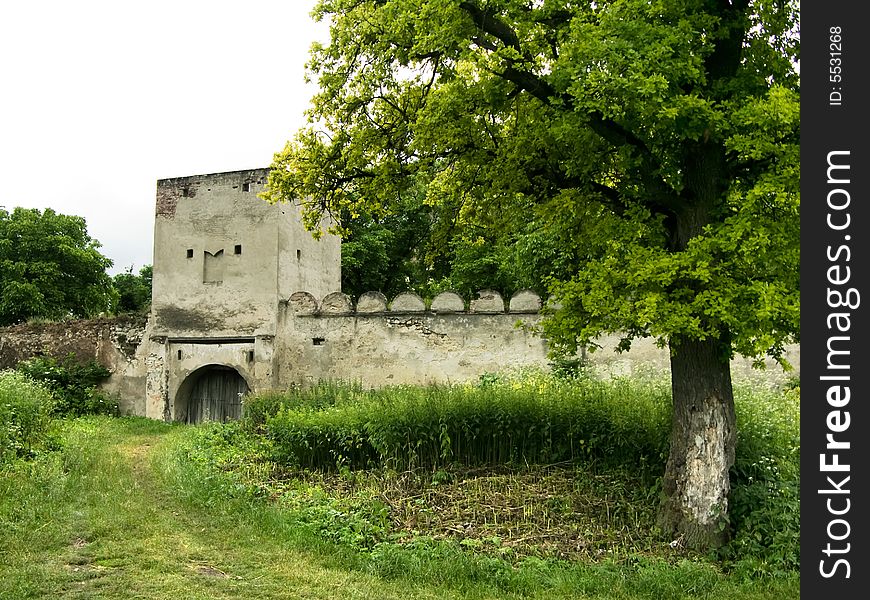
[112,265,153,314]
[264,0,799,363]
[0,207,116,325]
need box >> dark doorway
[177,365,249,424]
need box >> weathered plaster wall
[0,296,800,422]
[275,290,549,388]
[276,202,342,302]
[0,316,150,415]
[151,169,340,339]
[272,289,799,390]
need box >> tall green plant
[15,355,118,417]
[256,377,672,473]
[263,0,799,550]
[0,370,56,464]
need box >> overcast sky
[0,0,327,275]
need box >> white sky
[0,0,328,275]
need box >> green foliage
[243,382,367,430]
[264,0,799,365]
[15,355,118,417]
[721,386,800,577]
[339,203,441,300]
[112,264,152,314]
[253,374,672,472]
[0,370,57,465]
[0,207,117,325]
[199,375,798,579]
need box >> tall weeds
[247,373,673,473]
[0,370,57,465]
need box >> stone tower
[146,168,340,422]
[151,168,340,337]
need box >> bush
[15,355,119,417]
[253,374,672,473]
[243,381,367,430]
[0,370,57,464]
[722,385,800,577]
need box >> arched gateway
[175,364,249,424]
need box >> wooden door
[185,366,248,424]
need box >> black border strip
[801,2,870,596]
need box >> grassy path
[0,417,487,600]
[1,417,799,600]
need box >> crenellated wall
[0,287,800,419]
[136,288,551,419]
[273,289,549,388]
[0,165,800,422]
[0,287,801,419]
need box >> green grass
[1,417,490,599]
[253,373,672,472]
[242,373,799,575]
[0,374,800,599]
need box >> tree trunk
[657,333,736,550]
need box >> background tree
[339,200,440,300]
[0,207,116,325]
[263,0,799,550]
[112,265,153,314]
[339,196,552,301]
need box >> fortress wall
[273,290,799,389]
[0,289,800,421]
[0,315,150,415]
[274,290,549,388]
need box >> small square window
[234,244,242,255]
[242,182,251,192]
[186,248,194,258]
[312,337,325,346]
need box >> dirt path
[1,419,475,600]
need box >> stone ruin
[0,168,799,422]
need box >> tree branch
[457,1,679,211]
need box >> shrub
[723,385,800,576]
[255,374,672,473]
[242,381,367,430]
[15,355,119,417]
[0,370,57,464]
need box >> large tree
[0,207,116,325]
[263,0,799,549]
